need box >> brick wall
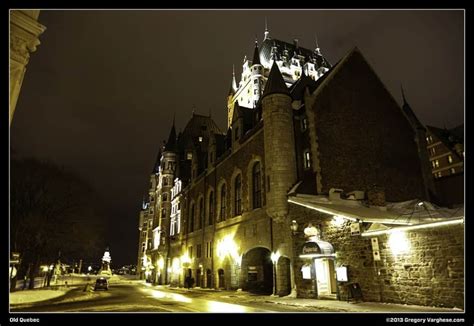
[309,50,426,201]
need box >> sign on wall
[350,222,360,236]
[371,238,381,261]
[336,266,348,282]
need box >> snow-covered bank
[10,289,69,305]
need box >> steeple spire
[262,61,289,99]
[252,39,261,66]
[264,18,269,40]
[314,34,321,55]
[228,65,237,95]
[164,118,177,152]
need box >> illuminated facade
[137,28,464,309]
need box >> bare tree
[10,158,106,289]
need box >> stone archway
[277,256,291,296]
[206,269,212,288]
[241,247,273,294]
[218,269,225,289]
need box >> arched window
[252,162,262,209]
[234,175,242,216]
[198,197,204,229]
[209,191,214,226]
[220,184,226,222]
[189,204,195,233]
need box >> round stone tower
[262,62,297,222]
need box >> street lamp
[271,251,280,296]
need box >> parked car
[94,277,109,291]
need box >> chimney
[293,38,299,48]
[367,185,386,207]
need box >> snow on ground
[10,289,69,305]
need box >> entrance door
[314,258,331,296]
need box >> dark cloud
[10,10,464,266]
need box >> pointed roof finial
[229,65,237,95]
[192,104,196,115]
[314,34,321,55]
[252,38,261,66]
[264,17,269,41]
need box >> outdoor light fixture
[290,220,298,234]
[388,230,410,255]
[417,201,424,207]
[288,198,359,221]
[361,217,464,237]
[270,251,281,264]
[332,215,345,227]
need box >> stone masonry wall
[289,203,464,308]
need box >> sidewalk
[154,284,464,313]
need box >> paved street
[10,279,461,313]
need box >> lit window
[437,171,442,178]
[220,184,226,221]
[448,155,453,164]
[435,160,439,168]
[304,150,311,169]
[187,152,193,160]
[208,191,214,226]
[450,168,456,174]
[234,174,242,216]
[431,161,436,169]
[198,198,204,229]
[198,137,203,142]
[430,147,436,156]
[189,204,195,233]
[252,162,262,209]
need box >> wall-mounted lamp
[290,220,298,235]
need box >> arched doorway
[206,269,212,288]
[196,268,202,288]
[277,256,291,296]
[218,269,225,289]
[241,247,273,294]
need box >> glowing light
[332,215,345,227]
[88,266,92,272]
[361,218,464,237]
[270,251,280,264]
[41,265,49,272]
[181,253,191,267]
[172,258,181,274]
[288,198,358,221]
[388,230,410,255]
[206,300,248,313]
[158,257,164,270]
[217,235,240,262]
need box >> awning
[288,194,463,226]
[300,240,335,258]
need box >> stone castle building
[137,28,464,309]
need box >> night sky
[10,10,464,267]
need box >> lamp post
[270,251,280,296]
